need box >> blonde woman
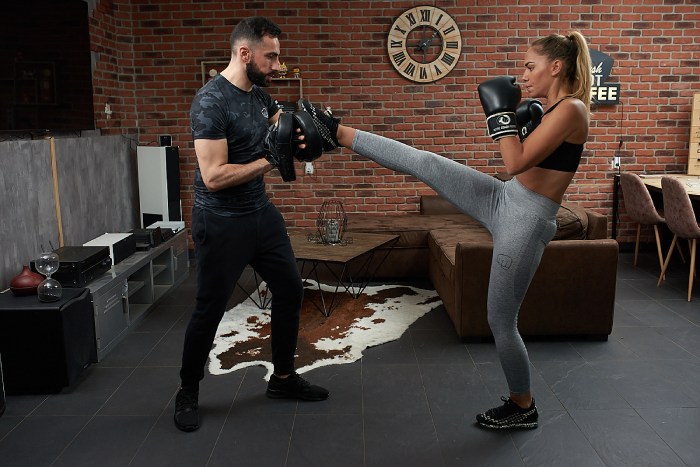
[298,31,592,430]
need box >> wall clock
[387,6,462,83]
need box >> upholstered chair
[657,176,700,301]
[620,172,670,274]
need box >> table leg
[298,260,349,317]
[343,237,398,297]
[235,269,272,309]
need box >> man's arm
[195,138,272,192]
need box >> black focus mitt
[263,112,296,182]
[292,111,323,162]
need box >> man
[175,16,328,433]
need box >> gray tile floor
[1,250,700,466]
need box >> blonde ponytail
[568,32,592,112]
[531,31,592,112]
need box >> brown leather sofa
[347,194,618,340]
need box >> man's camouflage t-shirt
[190,74,280,215]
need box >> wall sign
[590,49,620,105]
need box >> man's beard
[246,61,271,87]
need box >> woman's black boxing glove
[515,99,544,142]
[477,76,522,141]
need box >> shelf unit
[199,59,302,110]
[687,92,700,175]
[87,230,189,360]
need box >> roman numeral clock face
[387,6,462,83]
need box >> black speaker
[0,288,96,394]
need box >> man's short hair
[230,17,282,48]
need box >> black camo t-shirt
[190,74,280,215]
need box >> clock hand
[416,30,439,52]
[415,26,432,51]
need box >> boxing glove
[477,76,522,141]
[515,99,544,142]
[292,111,324,162]
[263,113,296,182]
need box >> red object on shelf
[9,265,44,296]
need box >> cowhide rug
[209,281,442,380]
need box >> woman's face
[521,47,553,98]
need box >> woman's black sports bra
[534,98,584,173]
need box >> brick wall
[88,0,700,244]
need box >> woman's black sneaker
[476,396,538,429]
[296,98,341,151]
[266,372,329,401]
[174,388,199,432]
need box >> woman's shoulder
[549,96,586,114]
[548,97,589,125]
[540,97,588,143]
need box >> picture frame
[200,60,228,86]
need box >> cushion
[554,203,588,240]
[347,214,480,248]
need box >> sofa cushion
[554,203,588,240]
[427,204,588,282]
[347,214,480,248]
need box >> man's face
[246,34,280,87]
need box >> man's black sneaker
[266,372,329,401]
[297,98,341,151]
[174,388,200,432]
[476,396,538,429]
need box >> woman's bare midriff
[515,167,575,204]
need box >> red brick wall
[88,0,700,244]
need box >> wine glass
[35,252,62,302]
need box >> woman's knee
[487,311,518,341]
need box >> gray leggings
[352,130,559,394]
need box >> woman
[299,31,591,430]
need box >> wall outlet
[612,156,620,169]
[305,162,314,175]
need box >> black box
[0,288,96,394]
[83,233,136,266]
[130,227,163,250]
[32,246,112,287]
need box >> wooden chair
[657,176,700,301]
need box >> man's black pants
[179,203,303,389]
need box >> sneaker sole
[174,416,200,432]
[477,420,538,430]
[266,389,329,401]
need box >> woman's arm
[499,98,588,175]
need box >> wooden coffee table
[289,231,399,316]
